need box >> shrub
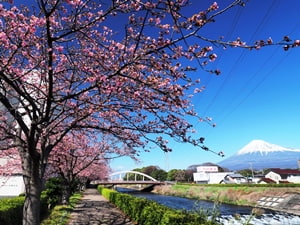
[97,186,218,225]
[0,195,48,225]
[0,196,24,225]
[44,177,64,208]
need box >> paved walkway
[68,188,134,225]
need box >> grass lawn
[41,193,82,225]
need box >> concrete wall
[0,175,25,197]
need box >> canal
[117,188,300,225]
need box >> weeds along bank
[153,183,300,206]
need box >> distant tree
[184,169,194,182]
[151,169,168,181]
[142,166,161,176]
[167,169,179,181]
[126,166,167,181]
[238,169,253,178]
[0,1,298,224]
[174,170,186,182]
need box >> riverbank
[152,184,300,215]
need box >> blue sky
[110,0,300,172]
[4,0,299,172]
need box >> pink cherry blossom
[0,1,298,225]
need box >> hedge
[97,186,219,225]
[0,193,48,225]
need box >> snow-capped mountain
[218,140,300,171]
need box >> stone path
[68,188,134,225]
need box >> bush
[0,196,24,225]
[97,186,218,225]
[0,195,48,225]
[44,177,64,208]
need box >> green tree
[167,169,179,181]
[151,169,167,181]
[142,166,160,176]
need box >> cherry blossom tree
[46,131,134,204]
[0,0,299,224]
[0,148,22,178]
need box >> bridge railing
[108,170,158,182]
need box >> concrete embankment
[257,192,300,216]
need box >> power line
[196,0,279,129]
[214,18,300,126]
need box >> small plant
[233,213,241,220]
[251,207,265,216]
[40,192,82,225]
[44,177,64,208]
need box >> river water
[117,188,300,225]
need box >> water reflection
[131,191,252,215]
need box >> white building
[193,166,234,184]
[0,175,25,197]
[265,168,300,184]
[0,157,25,197]
[222,173,248,184]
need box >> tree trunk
[61,179,73,205]
[22,152,43,225]
[62,186,71,205]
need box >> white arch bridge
[94,170,166,191]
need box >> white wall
[287,175,300,183]
[193,172,234,184]
[193,172,209,183]
[265,171,300,184]
[0,175,25,197]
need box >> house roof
[270,168,300,175]
[226,173,245,178]
[258,177,276,183]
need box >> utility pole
[249,162,254,178]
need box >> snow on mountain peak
[237,140,299,155]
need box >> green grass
[40,193,82,225]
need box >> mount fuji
[218,140,300,171]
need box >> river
[117,188,300,225]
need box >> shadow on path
[68,188,134,225]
